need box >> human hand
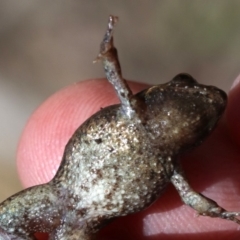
[17,77,240,240]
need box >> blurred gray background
[0,1,240,201]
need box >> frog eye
[171,73,198,85]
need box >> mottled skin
[0,16,240,239]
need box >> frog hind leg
[0,184,61,239]
[0,226,36,240]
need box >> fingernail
[230,74,240,90]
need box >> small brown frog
[0,15,240,240]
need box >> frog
[0,15,239,240]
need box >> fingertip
[17,79,148,187]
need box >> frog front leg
[49,227,94,240]
[95,15,146,122]
[171,164,240,224]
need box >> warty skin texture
[0,15,240,239]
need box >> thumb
[17,79,147,187]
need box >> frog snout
[208,86,227,116]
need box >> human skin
[16,76,240,240]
